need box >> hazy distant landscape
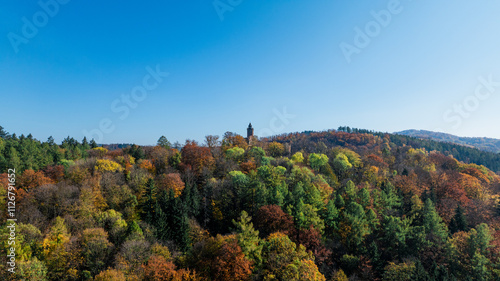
[397,129,500,154]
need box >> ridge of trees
[1,126,500,280]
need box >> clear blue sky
[1,1,500,145]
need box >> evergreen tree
[422,198,448,244]
[335,193,345,209]
[156,189,190,251]
[321,200,339,237]
[157,136,171,149]
[182,183,201,218]
[469,223,492,256]
[449,204,468,234]
[140,179,157,225]
[81,136,90,150]
[6,146,21,172]
[412,259,430,281]
[232,210,263,267]
[126,220,144,240]
[0,125,9,138]
[90,139,98,148]
[47,136,56,146]
[381,181,401,214]
[380,215,408,259]
[471,251,490,281]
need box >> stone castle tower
[246,123,254,144]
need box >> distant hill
[395,129,500,154]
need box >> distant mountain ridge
[395,129,500,153]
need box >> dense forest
[336,126,500,173]
[2,125,500,280]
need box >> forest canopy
[1,126,500,280]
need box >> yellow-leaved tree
[95,159,123,173]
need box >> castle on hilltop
[246,123,254,144]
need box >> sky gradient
[1,1,500,145]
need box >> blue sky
[1,1,500,145]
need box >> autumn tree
[144,255,198,281]
[95,159,123,173]
[42,217,71,280]
[181,140,215,175]
[79,228,114,277]
[268,142,285,157]
[261,232,325,280]
[222,132,248,150]
[185,234,253,281]
[255,205,295,238]
[94,268,126,281]
[156,173,185,197]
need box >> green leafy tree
[226,147,245,162]
[468,223,492,256]
[15,257,48,281]
[332,153,352,177]
[309,153,329,171]
[471,250,490,281]
[291,152,304,163]
[382,261,416,281]
[248,146,266,164]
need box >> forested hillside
[396,129,500,154]
[2,127,500,280]
[337,126,500,173]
